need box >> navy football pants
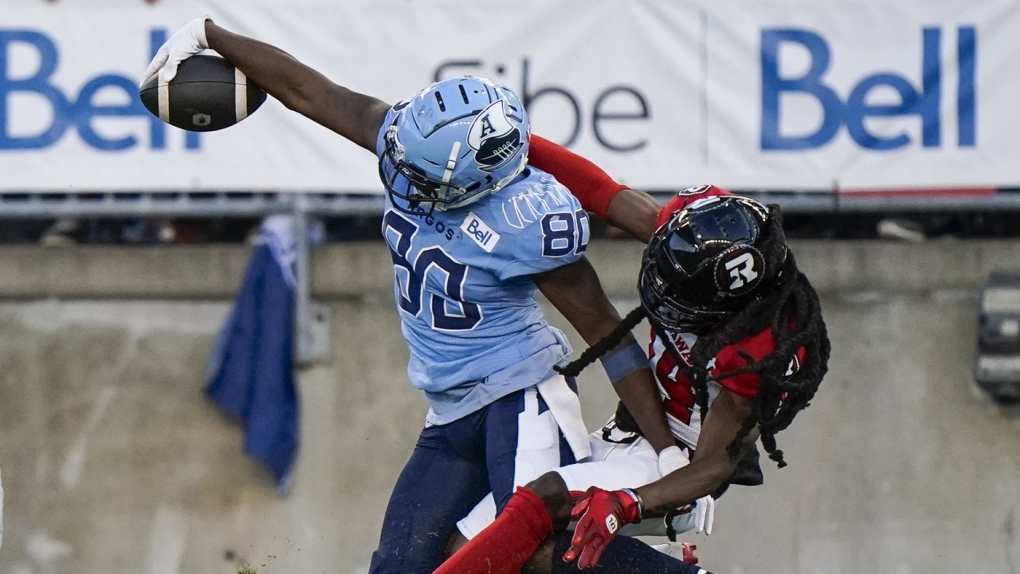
[368,386,574,574]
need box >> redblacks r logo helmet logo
[716,246,766,296]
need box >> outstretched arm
[603,187,662,242]
[204,22,390,150]
[528,135,662,241]
[532,257,674,455]
[144,18,390,151]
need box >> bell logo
[761,26,976,151]
[0,28,201,151]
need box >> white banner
[1,0,1017,193]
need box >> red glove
[562,487,643,569]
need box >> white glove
[658,445,715,535]
[693,494,715,535]
[140,17,211,87]
[663,494,715,536]
[657,445,689,476]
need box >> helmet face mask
[379,126,471,212]
[379,76,529,213]
[639,195,784,334]
[639,253,734,334]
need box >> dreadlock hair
[557,205,830,469]
[688,206,831,467]
[555,306,648,378]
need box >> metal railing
[4,188,1020,219]
[0,191,384,219]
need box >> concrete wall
[6,237,1020,299]
[2,239,1020,574]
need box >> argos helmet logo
[468,101,524,171]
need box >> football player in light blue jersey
[378,85,599,425]
[144,18,678,574]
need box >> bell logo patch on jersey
[717,246,765,295]
[461,212,500,253]
[468,101,524,171]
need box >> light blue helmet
[379,76,530,212]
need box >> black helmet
[639,194,786,333]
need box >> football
[139,55,267,132]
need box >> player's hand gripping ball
[139,18,266,132]
[139,54,266,132]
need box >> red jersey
[526,136,804,449]
[648,316,806,448]
[649,184,806,447]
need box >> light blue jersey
[376,109,591,425]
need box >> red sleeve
[655,185,734,227]
[711,325,807,398]
[527,134,626,220]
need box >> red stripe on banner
[837,187,998,197]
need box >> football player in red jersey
[434,137,830,573]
